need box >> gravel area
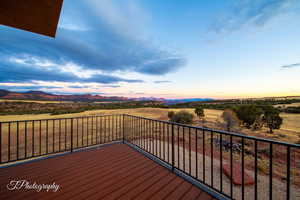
[137,139,300,200]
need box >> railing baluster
[32,121,34,157]
[163,122,165,161]
[211,130,213,187]
[96,116,99,144]
[39,120,41,155]
[100,116,103,144]
[183,127,185,172]
[53,120,55,152]
[220,133,223,192]
[92,116,94,144]
[25,121,27,158]
[140,117,142,147]
[178,126,180,169]
[122,115,125,143]
[231,135,234,199]
[196,129,198,179]
[269,143,273,200]
[81,117,84,147]
[287,146,290,200]
[156,121,158,156]
[65,119,67,150]
[17,122,19,159]
[159,122,161,158]
[242,137,245,200]
[8,122,11,161]
[152,120,154,154]
[143,118,145,149]
[172,123,175,171]
[71,118,73,152]
[255,140,258,200]
[189,127,191,175]
[59,119,61,152]
[46,120,48,154]
[203,129,205,183]
[77,118,79,147]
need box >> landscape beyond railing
[0,114,299,200]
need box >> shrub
[194,107,205,119]
[221,109,240,131]
[167,111,175,119]
[261,105,283,133]
[233,104,263,128]
[169,110,194,124]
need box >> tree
[261,105,283,133]
[221,109,240,132]
[194,107,205,125]
[169,110,194,124]
[168,111,175,119]
[233,105,263,128]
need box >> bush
[194,107,205,118]
[221,109,240,131]
[169,110,194,124]
[167,111,175,119]
[233,104,263,128]
[261,105,283,133]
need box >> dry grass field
[0,107,299,143]
[274,103,300,107]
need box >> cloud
[0,85,62,91]
[154,80,172,84]
[211,0,299,33]
[0,0,185,86]
[280,63,300,69]
[68,85,120,89]
[0,55,142,84]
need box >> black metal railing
[0,114,123,164]
[123,114,300,200]
[0,114,299,199]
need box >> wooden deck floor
[0,143,216,200]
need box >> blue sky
[0,0,300,99]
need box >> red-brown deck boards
[0,144,216,200]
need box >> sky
[0,0,300,99]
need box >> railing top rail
[124,114,300,148]
[0,114,122,124]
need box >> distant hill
[164,98,214,105]
[0,90,129,102]
[0,89,216,103]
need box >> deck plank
[0,144,216,200]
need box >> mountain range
[0,89,129,102]
[0,89,214,103]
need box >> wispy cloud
[280,63,300,69]
[154,80,172,84]
[211,0,299,33]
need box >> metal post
[122,114,125,143]
[172,124,175,172]
[71,118,73,152]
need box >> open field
[1,107,299,144]
[275,103,300,107]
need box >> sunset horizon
[1,0,300,98]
